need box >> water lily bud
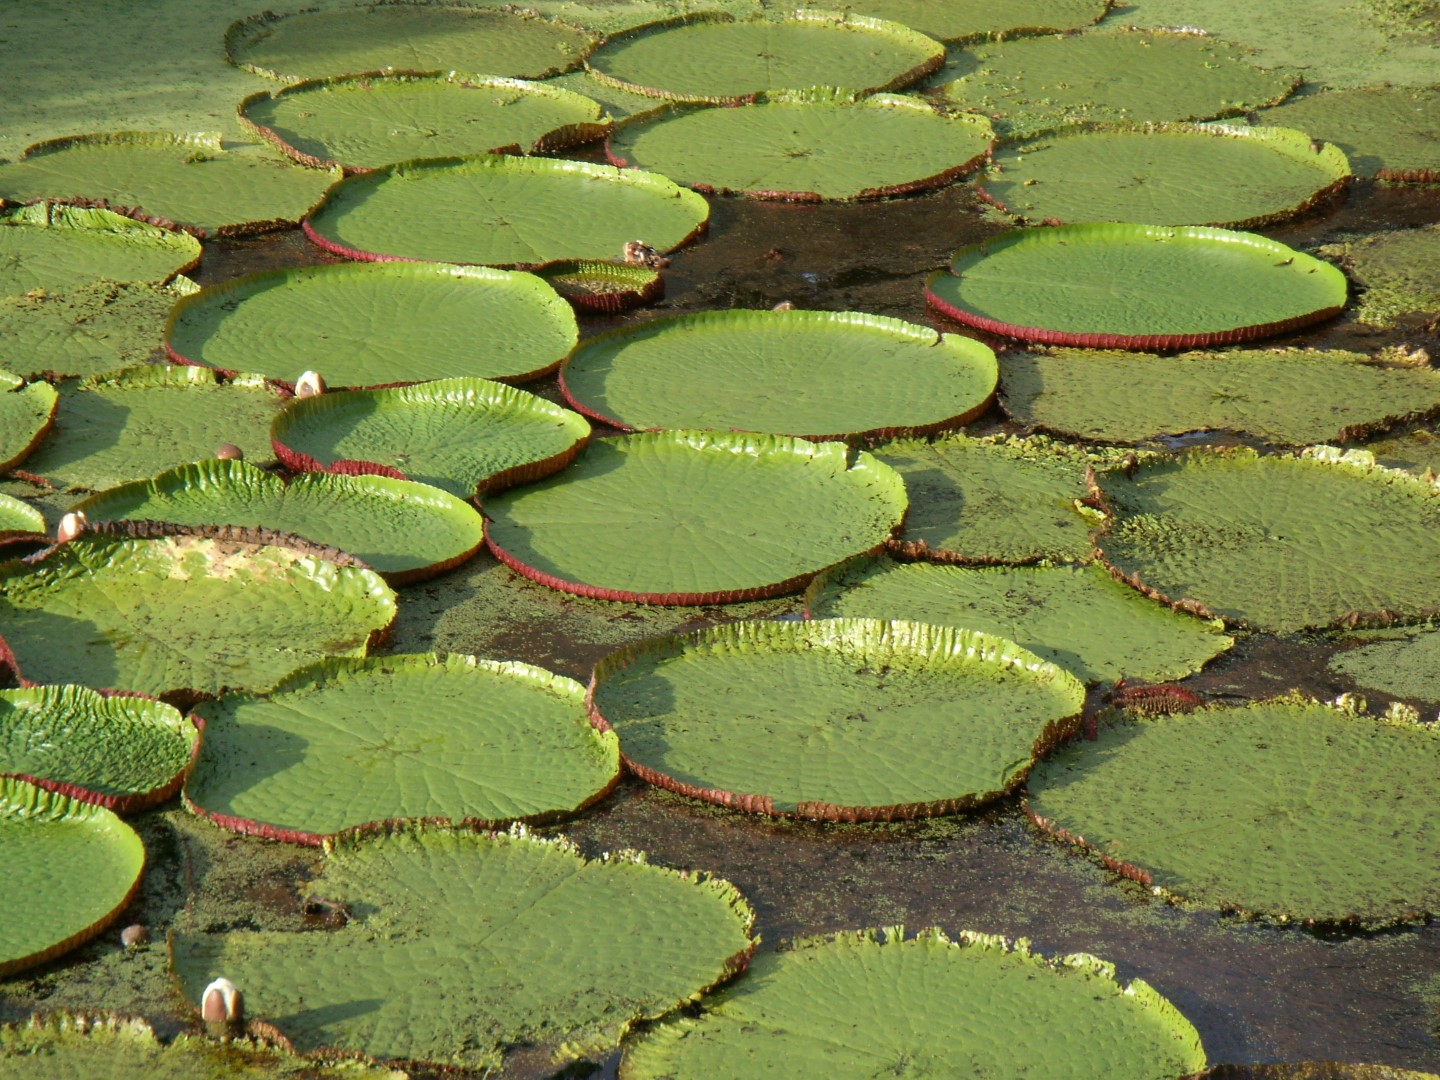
[214,443,244,461]
[295,370,327,398]
[56,511,87,544]
[201,976,244,1040]
[120,923,149,949]
[771,301,794,311]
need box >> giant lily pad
[1256,86,1440,181]
[0,492,44,538]
[165,262,578,388]
[585,11,944,104]
[240,73,610,173]
[795,0,1110,43]
[1328,626,1440,706]
[72,458,485,585]
[0,372,59,473]
[589,618,1084,819]
[927,224,1348,349]
[0,280,190,380]
[186,654,619,843]
[1026,696,1440,924]
[271,378,591,499]
[304,155,709,268]
[1318,225,1440,329]
[606,92,993,201]
[534,259,663,313]
[0,777,145,976]
[172,826,756,1068]
[0,203,199,298]
[559,308,996,440]
[0,526,397,697]
[623,928,1207,1078]
[482,431,908,604]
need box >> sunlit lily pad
[0,492,44,538]
[0,280,189,380]
[482,431,908,604]
[172,826,755,1068]
[0,777,145,976]
[305,155,709,268]
[187,654,619,843]
[795,0,1109,42]
[560,308,996,440]
[623,928,1207,1079]
[927,224,1348,349]
[1256,86,1440,181]
[0,373,58,473]
[1318,225,1440,329]
[1027,695,1440,924]
[0,203,199,298]
[1328,626,1440,706]
[165,262,578,388]
[533,259,663,313]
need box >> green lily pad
[71,458,485,585]
[585,11,944,104]
[1091,446,1440,633]
[0,203,199,299]
[533,259,663,313]
[271,378,591,500]
[165,262,578,388]
[1328,626,1440,706]
[623,928,1207,1079]
[795,0,1110,43]
[241,73,610,173]
[1026,695,1440,924]
[482,431,908,604]
[1255,86,1440,181]
[981,124,1350,228]
[0,685,198,813]
[0,491,44,536]
[0,776,145,976]
[0,280,189,380]
[304,155,709,268]
[172,826,756,1068]
[591,618,1083,819]
[226,4,598,83]
[0,526,397,698]
[1000,347,1440,446]
[1318,225,1440,329]
[943,29,1300,139]
[187,653,619,843]
[0,374,59,473]
[806,556,1232,685]
[0,132,340,237]
[927,224,1348,349]
[606,92,993,201]
[559,308,996,440]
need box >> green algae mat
[187,654,619,843]
[927,224,1348,349]
[560,308,996,440]
[606,93,993,201]
[481,431,908,604]
[172,826,756,1068]
[0,203,199,298]
[589,619,1084,820]
[1319,225,1440,329]
[304,154,709,267]
[621,927,1206,1078]
[794,0,1109,43]
[1257,86,1440,181]
[0,372,59,473]
[2,281,190,380]
[1026,696,1440,925]
[166,261,578,388]
[1328,627,1440,706]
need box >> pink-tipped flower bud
[295,370,326,399]
[201,976,244,1040]
[56,511,87,544]
[214,443,244,461]
[771,301,794,311]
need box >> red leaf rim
[532,258,665,314]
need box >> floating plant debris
[0,370,58,473]
[532,259,662,313]
[0,203,199,298]
[1318,225,1440,329]
[1,280,190,380]
[1328,625,1440,707]
[1256,86,1440,181]
[794,0,1110,43]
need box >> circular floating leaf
[1026,696,1440,924]
[981,124,1350,228]
[172,826,756,1068]
[72,458,484,585]
[590,619,1084,819]
[241,73,610,173]
[623,928,1206,1079]
[1092,447,1440,633]
[806,556,1232,685]
[1328,627,1440,706]
[1256,86,1440,181]
[0,203,199,299]
[607,93,993,201]
[0,526,397,697]
[0,492,44,537]
[533,259,663,313]
[482,431,909,604]
[585,11,944,104]
[305,155,709,268]
[0,375,58,473]
[165,261,578,388]
[0,281,187,380]
[271,378,591,500]
[926,224,1348,349]
[1319,225,1440,329]
[0,777,145,976]
[795,0,1110,43]
[187,653,619,843]
[560,308,996,441]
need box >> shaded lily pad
[0,280,189,380]
[795,0,1110,43]
[1328,626,1440,706]
[172,825,756,1068]
[559,308,996,440]
[623,928,1207,1079]
[0,203,199,298]
[187,653,619,843]
[0,373,59,474]
[165,262,578,388]
[72,458,485,585]
[533,259,663,313]
[482,431,908,604]
[1318,225,1440,329]
[305,155,709,268]
[590,618,1083,819]
[1027,695,1440,924]
[271,378,590,500]
[0,776,145,976]
[1255,86,1440,181]
[927,224,1348,349]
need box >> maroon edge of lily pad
[533,258,665,314]
[1376,164,1440,183]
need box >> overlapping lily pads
[795,0,1110,43]
[482,431,908,604]
[1319,225,1440,329]
[0,203,199,298]
[1256,86,1440,181]
[1328,627,1440,706]
[165,261,578,388]
[560,308,996,440]
[0,370,58,473]
[1,280,190,379]
[927,224,1349,349]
